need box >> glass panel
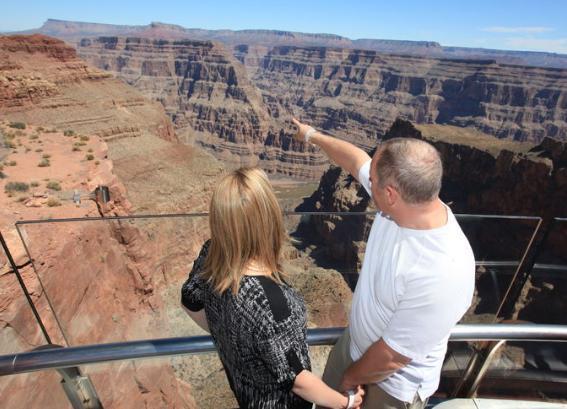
[471,220,567,402]
[16,216,210,346]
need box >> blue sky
[2,0,567,53]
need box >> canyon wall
[251,46,567,144]
[77,36,328,178]
[76,38,567,180]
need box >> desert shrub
[42,154,51,159]
[4,141,16,149]
[87,148,93,153]
[38,159,50,167]
[64,130,75,137]
[46,197,61,207]
[5,182,29,193]
[86,154,94,161]
[29,134,39,140]
[30,181,39,187]
[37,127,45,132]
[80,135,90,142]
[46,181,61,191]
[7,161,17,166]
[17,196,27,203]
[74,141,87,147]
[0,171,6,179]
[35,148,43,152]
[94,160,100,165]
[9,122,26,130]
[72,146,81,152]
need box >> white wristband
[346,390,356,409]
[304,127,316,143]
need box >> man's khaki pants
[317,328,427,409]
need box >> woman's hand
[344,385,365,409]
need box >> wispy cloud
[482,26,553,34]
[504,37,567,54]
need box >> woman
[181,167,363,409]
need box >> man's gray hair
[376,138,443,204]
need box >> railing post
[495,216,555,320]
[58,366,103,409]
[33,345,103,409]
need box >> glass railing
[0,234,73,408]
[473,218,567,401]
[1,211,565,408]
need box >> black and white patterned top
[181,241,312,409]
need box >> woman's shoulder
[190,240,211,275]
[240,276,305,329]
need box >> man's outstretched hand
[291,117,314,143]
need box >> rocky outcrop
[298,119,567,264]
[0,34,175,143]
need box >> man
[292,118,475,409]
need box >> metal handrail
[14,212,542,225]
[1,324,566,377]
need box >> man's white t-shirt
[349,160,475,403]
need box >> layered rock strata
[78,36,328,177]
[77,38,567,181]
[0,35,175,143]
[251,46,567,144]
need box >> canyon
[1,21,567,406]
[70,35,567,182]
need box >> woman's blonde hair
[203,167,287,294]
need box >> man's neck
[394,198,448,230]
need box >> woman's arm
[181,240,211,332]
[181,305,210,333]
[292,370,364,409]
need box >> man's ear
[385,185,398,206]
